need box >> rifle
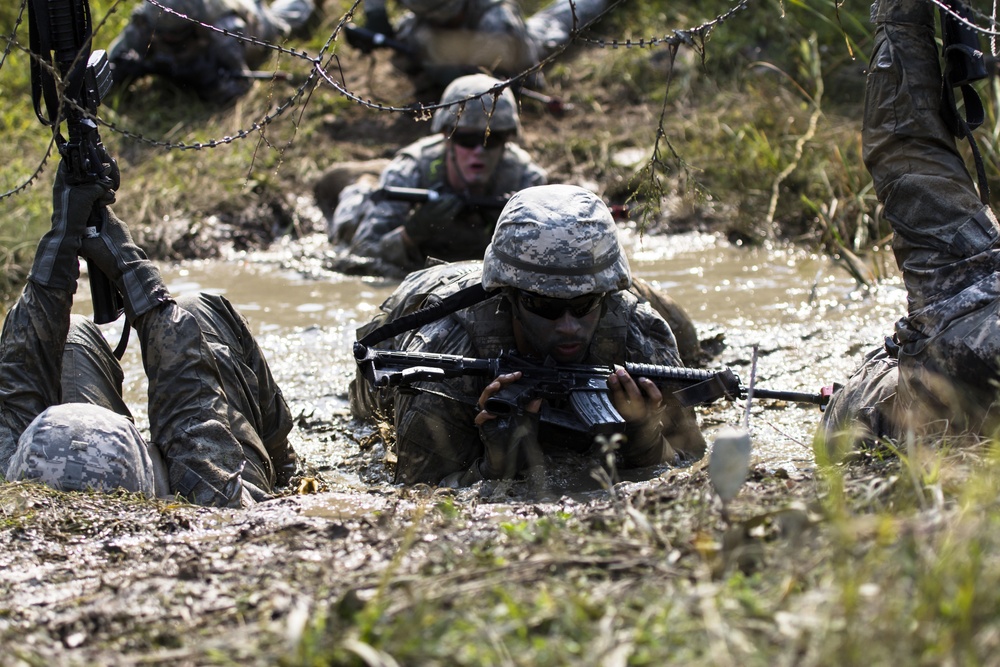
[354,342,833,436]
[372,186,630,220]
[28,0,125,330]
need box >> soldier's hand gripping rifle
[354,342,833,436]
[372,186,631,220]
[28,0,125,330]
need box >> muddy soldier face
[432,73,521,191]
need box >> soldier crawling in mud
[351,0,609,92]
[0,158,297,507]
[818,0,1000,455]
[329,73,547,277]
[108,0,314,104]
[350,184,706,486]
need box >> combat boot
[871,0,934,26]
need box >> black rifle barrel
[355,343,831,408]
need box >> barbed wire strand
[2,0,825,201]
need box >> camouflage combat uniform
[108,0,313,103]
[344,134,547,276]
[351,186,706,486]
[0,277,296,507]
[818,0,1000,454]
[363,0,607,89]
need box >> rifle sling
[358,282,493,347]
[939,4,990,204]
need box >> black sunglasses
[450,131,510,150]
[515,290,606,320]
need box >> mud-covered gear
[5,403,164,496]
[29,163,112,291]
[431,73,521,135]
[402,192,465,243]
[79,207,171,322]
[107,0,314,103]
[344,133,546,275]
[818,0,1000,453]
[482,184,632,299]
[350,261,705,484]
[142,293,296,505]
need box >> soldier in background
[329,73,547,277]
[108,0,314,104]
[349,184,706,486]
[353,0,608,92]
[1,159,297,507]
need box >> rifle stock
[354,342,831,436]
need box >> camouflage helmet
[5,404,160,496]
[400,0,467,23]
[482,184,632,298]
[431,74,521,135]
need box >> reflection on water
[73,231,906,486]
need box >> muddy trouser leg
[865,1,1000,434]
[61,315,132,418]
[172,293,294,489]
[137,298,256,507]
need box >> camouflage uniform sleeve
[0,283,73,473]
[623,302,706,466]
[349,153,426,271]
[392,318,486,484]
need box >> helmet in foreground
[431,74,521,135]
[5,404,160,496]
[482,184,631,299]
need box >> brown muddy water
[74,229,906,495]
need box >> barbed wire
[578,0,752,52]
[0,0,791,201]
[0,0,26,73]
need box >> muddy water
[76,231,906,491]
